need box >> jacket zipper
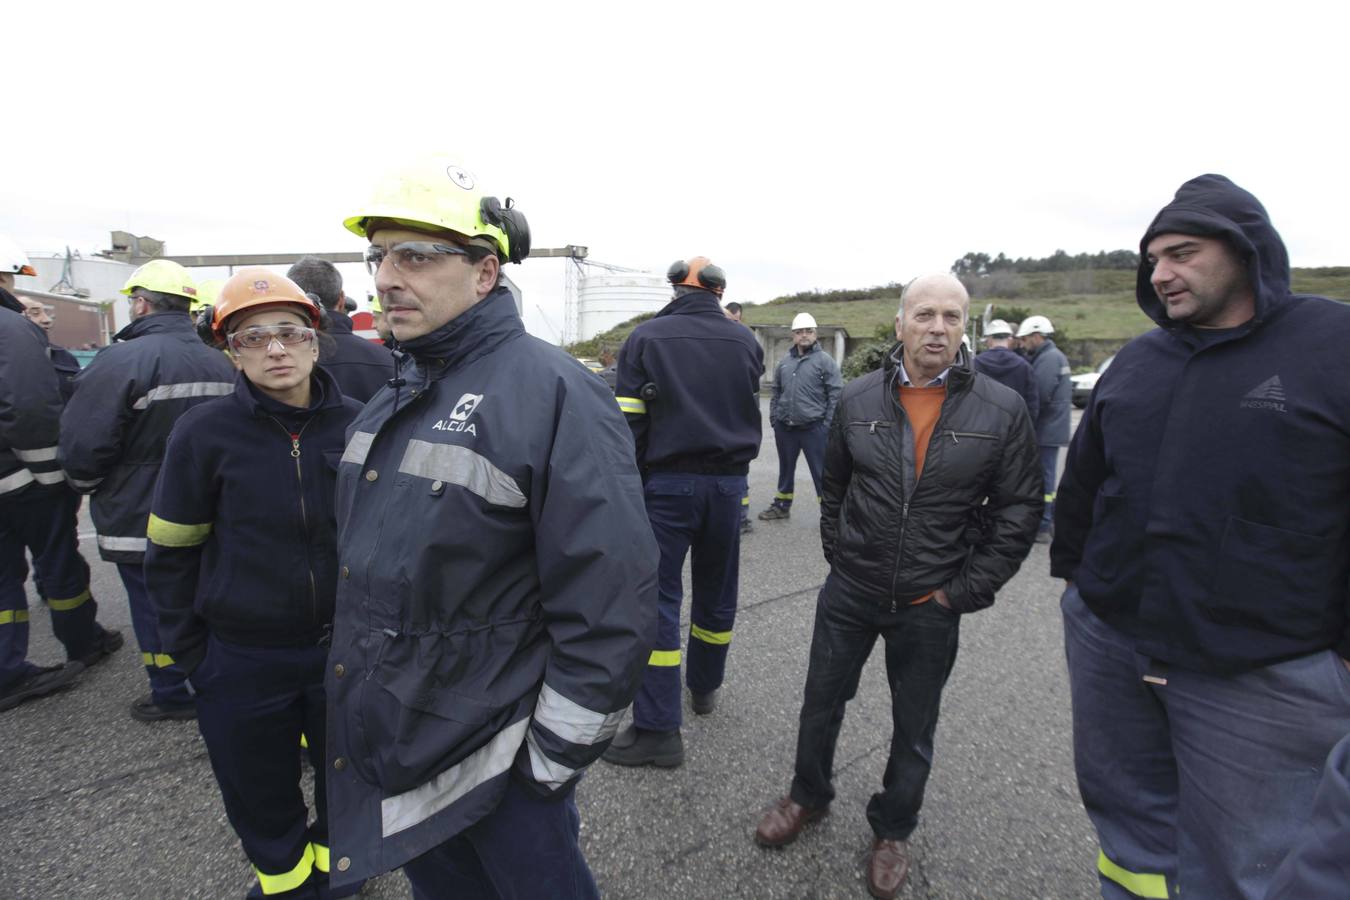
[270,416,318,624]
[944,430,997,444]
[887,386,961,612]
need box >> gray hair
[288,256,344,311]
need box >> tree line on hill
[952,248,1139,276]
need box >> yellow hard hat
[120,259,198,301]
[343,156,531,264]
[192,278,225,314]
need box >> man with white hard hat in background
[1015,314,1071,543]
[326,157,657,898]
[972,319,1038,427]
[59,259,236,722]
[758,312,842,522]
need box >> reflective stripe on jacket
[58,313,237,563]
[0,307,66,499]
[326,287,657,887]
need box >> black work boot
[0,662,84,713]
[758,505,791,521]
[77,626,125,669]
[602,725,684,767]
[690,689,718,715]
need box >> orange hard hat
[212,267,322,341]
[667,256,726,296]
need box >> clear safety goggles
[363,241,476,277]
[227,324,316,352]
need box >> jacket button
[337,858,350,872]
[340,566,349,579]
[431,480,444,491]
[365,470,378,482]
[334,757,347,770]
[334,663,345,678]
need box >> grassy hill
[573,267,1350,363]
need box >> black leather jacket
[820,344,1043,613]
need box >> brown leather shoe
[866,838,911,899]
[754,796,828,847]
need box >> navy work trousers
[1062,585,1350,900]
[1039,445,1060,531]
[0,484,99,688]
[632,472,745,732]
[118,562,191,706]
[403,776,598,900]
[771,421,828,509]
[193,635,331,898]
[790,573,960,840]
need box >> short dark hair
[131,287,189,313]
[288,256,344,311]
[725,301,742,314]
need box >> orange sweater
[898,385,946,605]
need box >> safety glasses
[363,241,474,277]
[227,324,316,352]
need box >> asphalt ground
[2,403,1097,899]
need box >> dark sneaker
[758,505,791,521]
[129,693,197,722]
[0,662,85,713]
[77,626,124,669]
[691,689,718,715]
[601,725,684,767]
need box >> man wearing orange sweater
[753,273,1043,899]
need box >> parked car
[1071,355,1114,408]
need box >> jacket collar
[231,364,345,417]
[790,341,821,358]
[326,310,354,335]
[652,290,724,320]
[883,341,973,393]
[398,286,523,377]
[114,311,196,342]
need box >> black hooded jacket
[821,344,1042,613]
[1051,174,1350,671]
[319,309,394,404]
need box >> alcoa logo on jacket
[433,393,484,434]
[1240,375,1286,413]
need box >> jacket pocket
[1078,492,1129,581]
[934,431,999,490]
[358,625,526,794]
[1204,517,1337,641]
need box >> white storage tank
[576,273,670,342]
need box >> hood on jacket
[1137,174,1290,329]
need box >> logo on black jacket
[434,393,484,435]
[1240,375,1286,412]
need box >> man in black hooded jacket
[1052,175,1350,900]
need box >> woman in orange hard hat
[144,268,360,898]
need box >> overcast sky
[7,1,1346,341]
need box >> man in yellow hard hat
[325,157,657,897]
[59,259,236,722]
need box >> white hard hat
[791,312,818,331]
[1015,315,1054,337]
[985,318,1013,337]
[0,235,36,277]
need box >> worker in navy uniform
[145,269,360,898]
[0,287,120,711]
[325,158,657,899]
[59,259,237,721]
[605,256,765,767]
[287,256,391,403]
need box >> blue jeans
[790,573,960,840]
[1039,445,1060,531]
[403,776,598,900]
[1062,584,1350,899]
[633,472,744,732]
[772,422,828,509]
